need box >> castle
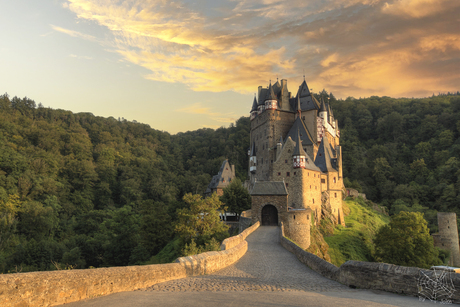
[248,78,344,248]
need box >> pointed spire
[320,96,327,112]
[267,81,277,101]
[251,94,258,112]
[293,129,306,157]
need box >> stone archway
[261,204,278,226]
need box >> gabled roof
[251,181,288,195]
[284,116,315,147]
[205,160,235,191]
[314,137,337,173]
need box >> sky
[0,0,459,134]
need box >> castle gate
[261,204,278,226]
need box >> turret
[276,136,283,160]
[250,95,258,120]
[319,97,327,120]
[265,81,278,110]
[292,129,307,169]
[249,142,257,173]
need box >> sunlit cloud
[62,0,460,98]
[50,24,97,42]
[69,54,93,60]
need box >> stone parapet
[0,263,186,307]
[220,221,259,250]
[279,223,460,303]
[1,224,259,307]
[176,240,248,276]
[280,223,338,280]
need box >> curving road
[62,227,432,307]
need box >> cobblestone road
[146,226,351,293]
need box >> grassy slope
[325,197,390,267]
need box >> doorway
[261,205,278,226]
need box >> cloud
[69,54,93,60]
[178,102,237,126]
[50,24,97,42]
[62,0,460,98]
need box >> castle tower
[292,129,306,169]
[265,82,278,110]
[250,95,258,120]
[434,212,460,267]
[285,209,311,249]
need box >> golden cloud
[62,0,459,98]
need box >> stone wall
[280,223,338,280]
[238,216,252,233]
[279,223,460,303]
[221,221,260,250]
[1,223,260,307]
[0,263,186,307]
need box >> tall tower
[434,212,460,267]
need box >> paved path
[148,226,349,292]
[63,227,432,306]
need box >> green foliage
[219,178,251,217]
[0,95,249,272]
[374,211,441,268]
[175,193,229,253]
[325,199,389,266]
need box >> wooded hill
[0,91,459,273]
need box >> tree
[374,211,441,268]
[175,193,229,255]
[219,178,251,218]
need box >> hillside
[325,197,390,267]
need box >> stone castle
[247,78,345,248]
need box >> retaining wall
[280,223,460,303]
[0,222,260,307]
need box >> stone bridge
[61,227,427,307]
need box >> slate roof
[284,117,315,147]
[251,96,258,112]
[251,181,288,195]
[314,137,337,173]
[319,97,327,112]
[292,129,307,157]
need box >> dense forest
[0,90,459,273]
[0,93,249,273]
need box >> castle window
[313,199,315,204]
[278,172,281,176]
[294,215,296,220]
[286,183,289,187]
[286,172,290,177]
[261,158,263,164]
[315,186,317,190]
[285,160,288,163]
[333,177,336,183]
[335,193,337,198]
[321,179,325,183]
[263,145,264,150]
[310,185,311,189]
[314,174,316,178]
[307,215,309,220]
[294,172,296,175]
[271,160,273,163]
[303,116,305,120]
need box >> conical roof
[319,96,327,112]
[314,136,337,173]
[293,129,307,157]
[251,96,258,112]
[267,81,277,101]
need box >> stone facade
[249,78,345,249]
[205,159,236,197]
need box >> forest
[0,91,459,273]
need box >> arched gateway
[261,205,278,226]
[250,181,288,226]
